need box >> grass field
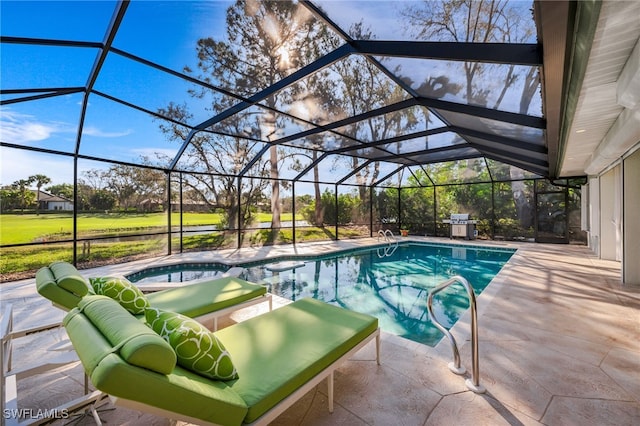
[0,212,297,245]
[0,224,371,280]
[1,212,367,279]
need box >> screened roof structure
[1,0,592,189]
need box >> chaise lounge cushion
[89,276,150,314]
[36,262,269,322]
[144,276,267,318]
[36,261,94,310]
[218,297,379,423]
[145,307,238,380]
[65,296,248,425]
[67,295,176,375]
[64,295,378,425]
[49,261,93,296]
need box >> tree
[11,178,35,213]
[401,0,539,228]
[329,23,420,204]
[29,174,51,215]
[104,162,165,211]
[80,169,105,192]
[282,30,345,227]
[159,0,333,233]
[90,189,117,211]
[46,183,74,201]
[78,160,165,212]
[303,188,359,226]
[285,53,344,227]
[195,0,332,229]
[325,21,450,228]
[0,186,21,212]
[157,113,269,228]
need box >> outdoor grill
[444,213,478,240]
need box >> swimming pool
[128,262,230,284]
[128,242,515,346]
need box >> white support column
[623,147,640,285]
[599,166,622,261]
[588,177,600,255]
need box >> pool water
[128,242,514,346]
[242,243,513,346]
[127,262,230,284]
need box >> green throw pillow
[145,307,238,380]
[89,276,149,315]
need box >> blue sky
[1,1,231,186]
[1,0,540,188]
[1,0,378,187]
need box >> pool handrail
[427,275,486,394]
[376,230,398,257]
[377,229,394,242]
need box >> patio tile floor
[2,238,639,425]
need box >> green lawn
[0,212,357,279]
[0,212,297,245]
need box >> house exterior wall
[47,201,73,211]
[589,142,640,286]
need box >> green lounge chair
[64,295,380,425]
[35,261,272,329]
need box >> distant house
[33,190,73,211]
[139,198,164,212]
[170,200,210,213]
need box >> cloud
[0,109,133,146]
[81,126,133,138]
[0,110,70,143]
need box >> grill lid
[450,213,470,223]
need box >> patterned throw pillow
[89,276,150,315]
[145,307,238,380]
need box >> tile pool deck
[2,237,639,425]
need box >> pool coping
[126,238,516,279]
[432,241,523,357]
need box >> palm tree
[30,174,51,215]
[13,178,34,213]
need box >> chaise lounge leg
[376,331,381,365]
[89,405,104,426]
[328,371,334,413]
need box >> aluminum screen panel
[1,0,553,185]
[434,109,545,146]
[0,1,116,41]
[1,44,98,90]
[1,93,85,154]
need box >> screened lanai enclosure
[1,0,588,278]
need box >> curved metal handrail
[427,275,485,394]
[377,230,398,257]
[384,229,396,242]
